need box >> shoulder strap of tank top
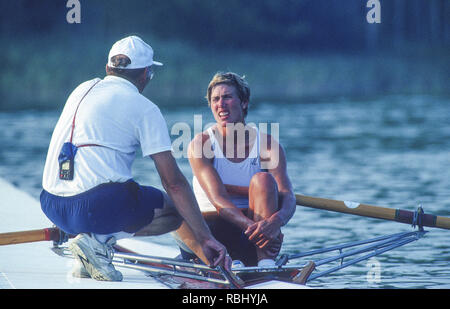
[249,126,262,168]
[207,126,261,161]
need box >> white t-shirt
[42,75,172,196]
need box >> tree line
[1,0,448,52]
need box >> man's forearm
[163,177,211,243]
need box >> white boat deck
[0,178,174,289]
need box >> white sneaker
[257,259,276,268]
[71,259,91,278]
[232,260,246,269]
[69,233,123,281]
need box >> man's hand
[201,238,232,269]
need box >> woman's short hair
[206,72,250,117]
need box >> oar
[2,194,448,246]
[295,194,450,230]
[0,227,68,246]
[207,184,450,231]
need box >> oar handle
[0,227,62,246]
[295,194,450,230]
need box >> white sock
[258,259,275,267]
[93,232,134,243]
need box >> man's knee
[135,211,182,236]
[134,193,182,236]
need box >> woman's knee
[249,172,277,191]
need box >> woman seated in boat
[175,72,296,267]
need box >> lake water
[0,94,449,288]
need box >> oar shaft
[0,227,59,246]
[436,216,450,230]
[296,194,395,219]
[221,184,450,230]
[295,194,450,230]
[202,192,450,230]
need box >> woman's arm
[188,133,255,231]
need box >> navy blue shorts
[40,180,164,235]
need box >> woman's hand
[244,215,282,249]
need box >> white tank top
[193,127,262,212]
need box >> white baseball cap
[107,35,163,69]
